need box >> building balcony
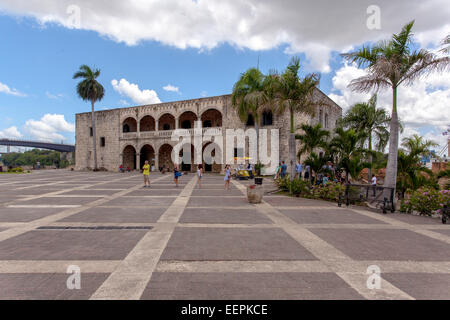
[119,127,223,140]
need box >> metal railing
[338,184,395,214]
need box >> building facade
[75,91,342,173]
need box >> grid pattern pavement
[0,170,449,300]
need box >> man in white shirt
[371,174,377,196]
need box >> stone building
[75,90,342,173]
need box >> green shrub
[407,187,450,216]
[7,167,24,173]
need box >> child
[174,165,181,187]
[142,160,150,188]
[197,164,203,189]
[224,165,231,190]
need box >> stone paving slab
[19,197,103,206]
[130,189,182,196]
[0,273,109,300]
[103,196,176,207]
[432,229,450,237]
[0,207,65,222]
[0,188,66,195]
[142,272,364,300]
[187,197,251,208]
[382,273,450,300]
[59,207,166,223]
[191,189,244,196]
[59,189,122,196]
[279,208,387,225]
[180,208,273,224]
[309,228,450,261]
[264,196,335,207]
[161,227,317,261]
[0,230,147,260]
[379,213,444,225]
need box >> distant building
[75,92,342,173]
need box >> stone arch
[158,144,174,171]
[261,110,273,126]
[201,109,222,128]
[140,115,156,132]
[202,141,222,173]
[139,144,155,169]
[122,145,136,170]
[158,113,176,131]
[178,111,198,129]
[178,143,196,172]
[122,117,137,133]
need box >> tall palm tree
[440,34,450,54]
[295,123,330,159]
[73,65,105,171]
[342,21,449,200]
[341,94,390,178]
[397,135,438,198]
[275,57,322,180]
[329,127,368,183]
[231,68,267,164]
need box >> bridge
[0,139,75,153]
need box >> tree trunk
[368,135,372,182]
[255,121,259,165]
[91,101,98,171]
[289,107,296,182]
[383,86,399,203]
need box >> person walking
[247,163,254,179]
[224,165,231,190]
[280,161,287,179]
[295,161,303,179]
[142,160,151,188]
[197,164,203,188]
[174,165,182,187]
[371,174,377,196]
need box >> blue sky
[0,1,448,153]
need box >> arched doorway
[140,116,155,131]
[140,144,155,169]
[122,145,136,170]
[203,142,222,173]
[179,144,195,172]
[201,109,222,127]
[158,114,175,131]
[261,110,273,126]
[122,117,137,132]
[178,111,198,129]
[158,144,174,171]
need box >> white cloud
[0,0,448,72]
[329,62,450,150]
[111,78,161,105]
[0,126,23,139]
[0,81,26,97]
[46,91,63,99]
[24,114,75,142]
[163,84,180,93]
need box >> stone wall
[75,93,342,173]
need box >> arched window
[203,120,212,128]
[181,120,192,129]
[163,123,171,131]
[319,110,323,126]
[246,114,255,126]
[123,124,130,133]
[325,113,329,128]
[261,111,273,126]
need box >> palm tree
[329,127,368,183]
[295,123,330,159]
[397,135,438,198]
[275,57,322,180]
[440,34,450,54]
[73,65,105,171]
[231,68,266,164]
[341,94,390,178]
[342,21,449,200]
[304,152,327,183]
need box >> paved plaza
[0,170,449,300]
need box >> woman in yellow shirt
[143,160,150,188]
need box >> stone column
[175,117,179,129]
[155,152,159,171]
[155,119,159,131]
[136,153,140,171]
[137,120,140,138]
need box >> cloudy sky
[0,0,449,153]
